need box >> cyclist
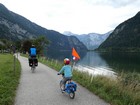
[28,45,38,66]
[57,58,73,91]
[29,45,36,58]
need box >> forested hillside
[98,12,140,52]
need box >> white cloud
[0,0,140,34]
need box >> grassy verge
[0,54,21,105]
[38,57,140,105]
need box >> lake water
[46,51,140,76]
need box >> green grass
[38,57,140,105]
[0,54,21,105]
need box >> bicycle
[29,57,38,73]
[31,60,36,73]
[58,73,77,99]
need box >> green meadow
[0,54,21,105]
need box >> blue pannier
[65,81,77,92]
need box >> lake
[46,50,140,76]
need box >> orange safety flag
[72,48,80,60]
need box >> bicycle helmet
[64,58,70,65]
[31,44,35,47]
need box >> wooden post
[13,54,16,75]
[11,45,16,75]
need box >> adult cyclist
[29,45,38,66]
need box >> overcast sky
[0,0,140,34]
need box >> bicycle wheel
[69,92,75,99]
[31,65,35,73]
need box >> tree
[22,40,32,54]
[32,36,49,57]
[0,39,13,53]
[15,41,22,51]
[21,36,49,56]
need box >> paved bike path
[14,55,110,105]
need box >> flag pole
[72,59,76,72]
[71,47,80,72]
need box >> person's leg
[29,56,32,66]
[62,77,72,90]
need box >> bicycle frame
[59,74,77,99]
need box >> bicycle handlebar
[57,73,64,76]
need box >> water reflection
[99,52,140,73]
[75,51,116,77]
[45,49,87,61]
[75,51,140,73]
[76,51,109,68]
[45,50,140,75]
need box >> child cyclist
[57,58,73,91]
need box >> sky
[0,0,140,35]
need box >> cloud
[87,0,140,8]
[0,0,140,34]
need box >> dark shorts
[62,77,72,85]
[31,55,36,58]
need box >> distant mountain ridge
[0,3,87,52]
[98,11,140,52]
[64,31,112,50]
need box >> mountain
[0,3,87,52]
[64,31,112,50]
[63,31,75,36]
[98,12,140,52]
